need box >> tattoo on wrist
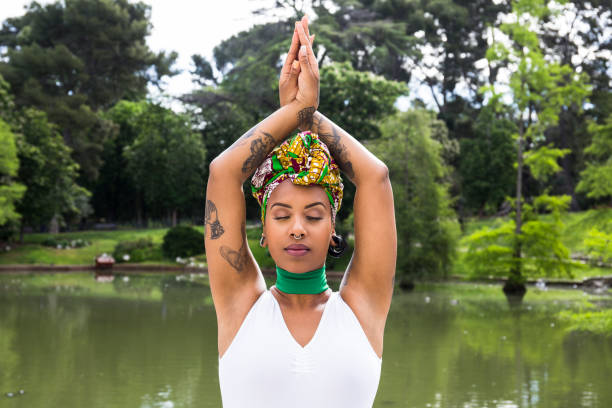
[205,200,225,240]
[297,107,315,130]
[219,223,248,272]
[241,131,275,175]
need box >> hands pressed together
[279,16,319,112]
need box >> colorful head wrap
[251,131,343,225]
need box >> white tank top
[218,289,382,408]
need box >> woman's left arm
[313,112,396,317]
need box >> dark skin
[206,17,396,359]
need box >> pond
[0,272,611,407]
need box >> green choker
[275,265,329,294]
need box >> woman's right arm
[205,21,320,317]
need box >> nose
[289,215,307,238]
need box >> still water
[0,272,611,407]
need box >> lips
[285,244,310,256]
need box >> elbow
[374,162,390,183]
[208,155,243,185]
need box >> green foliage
[0,0,177,181]
[462,195,580,280]
[318,62,407,139]
[370,109,460,282]
[15,108,91,231]
[459,103,516,213]
[113,238,161,263]
[161,226,204,259]
[583,228,612,264]
[524,144,571,183]
[576,114,612,201]
[0,118,26,227]
[41,237,90,249]
[558,309,612,337]
[122,102,206,221]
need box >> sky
[1,1,606,113]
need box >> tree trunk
[49,214,60,234]
[171,208,177,227]
[506,122,526,299]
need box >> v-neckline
[269,289,334,351]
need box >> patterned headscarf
[251,131,343,225]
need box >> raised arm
[205,20,320,320]
[311,112,397,318]
[278,18,396,316]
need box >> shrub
[42,237,90,249]
[113,238,160,263]
[162,226,204,259]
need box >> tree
[466,0,590,299]
[0,0,178,181]
[15,108,91,238]
[93,100,144,223]
[576,114,612,204]
[370,109,460,286]
[459,101,516,214]
[123,102,206,226]
[0,118,25,229]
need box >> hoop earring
[328,234,347,258]
[259,235,265,247]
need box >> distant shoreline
[0,265,610,290]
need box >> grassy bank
[1,209,609,279]
[0,224,352,271]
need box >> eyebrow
[270,202,326,210]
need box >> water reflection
[0,274,611,407]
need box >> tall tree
[0,118,26,229]
[467,0,590,299]
[370,109,460,286]
[576,114,612,204]
[123,102,206,226]
[0,0,177,181]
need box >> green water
[0,273,611,407]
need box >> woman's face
[262,179,334,273]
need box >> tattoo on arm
[318,118,356,179]
[219,223,249,272]
[204,200,225,240]
[229,125,257,151]
[241,131,275,175]
[297,107,315,131]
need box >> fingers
[296,22,318,74]
[281,26,300,78]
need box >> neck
[274,264,329,296]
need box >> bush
[42,237,90,249]
[162,226,204,259]
[113,238,161,263]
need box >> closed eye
[306,216,322,221]
[274,216,290,220]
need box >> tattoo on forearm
[241,131,275,175]
[204,200,224,240]
[230,125,257,151]
[220,223,248,272]
[297,107,315,130]
[319,119,356,179]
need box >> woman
[205,16,396,407]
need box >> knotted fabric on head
[251,131,343,225]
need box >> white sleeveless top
[218,289,382,408]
